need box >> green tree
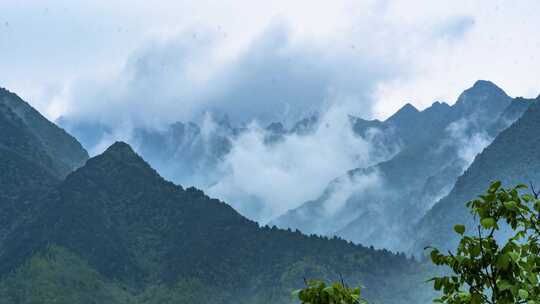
[428,181,540,303]
[293,279,368,304]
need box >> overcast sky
[1,0,540,125]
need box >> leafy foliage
[294,280,368,304]
[429,181,540,303]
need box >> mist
[207,106,397,223]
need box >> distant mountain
[488,96,533,136]
[414,96,539,253]
[58,114,238,188]
[0,88,88,178]
[272,81,518,251]
[59,112,324,190]
[133,120,236,187]
[0,141,432,304]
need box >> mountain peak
[395,103,419,115]
[431,101,450,108]
[386,102,419,124]
[454,80,511,113]
[94,141,153,172]
[472,79,499,89]
[64,141,171,198]
[462,80,508,98]
[105,141,136,156]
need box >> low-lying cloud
[446,117,493,167]
[207,106,396,223]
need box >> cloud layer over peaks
[55,22,401,128]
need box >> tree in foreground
[293,279,368,304]
[429,181,540,303]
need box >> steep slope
[0,145,59,245]
[0,101,63,244]
[273,81,514,251]
[0,142,432,304]
[0,88,88,177]
[488,97,533,136]
[415,96,540,253]
[0,88,89,246]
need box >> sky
[1,0,540,127]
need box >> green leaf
[499,280,512,291]
[504,201,518,211]
[480,217,496,229]
[470,244,481,257]
[454,224,466,235]
[509,251,520,262]
[471,293,482,304]
[523,194,535,202]
[519,289,529,300]
[489,181,502,193]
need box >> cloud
[51,4,478,129]
[445,117,492,166]
[206,105,395,223]
[321,169,383,217]
[57,29,223,128]
[434,16,475,41]
[53,20,405,129]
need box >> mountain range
[272,80,530,252]
[55,81,538,255]
[2,79,539,303]
[0,88,433,303]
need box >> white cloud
[48,19,405,128]
[445,117,492,166]
[206,105,394,223]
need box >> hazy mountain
[58,112,323,190]
[488,96,533,136]
[0,140,432,303]
[0,88,88,178]
[414,96,539,253]
[272,81,516,251]
[133,120,236,187]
